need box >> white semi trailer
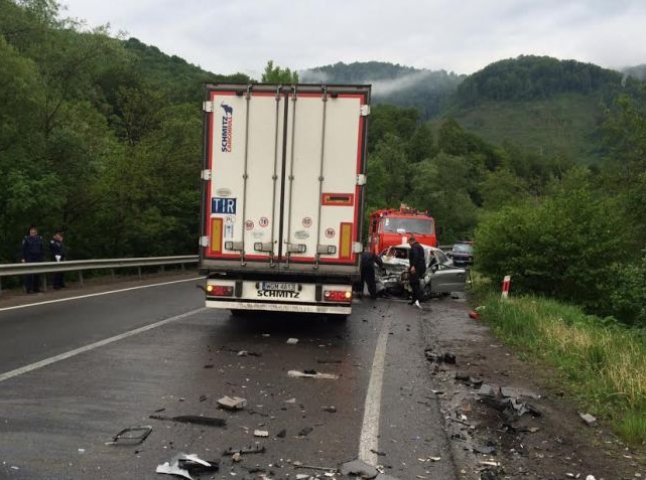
[199,84,371,316]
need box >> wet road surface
[0,277,461,479]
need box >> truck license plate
[261,282,297,292]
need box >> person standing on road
[358,246,384,299]
[407,235,426,309]
[49,229,66,289]
[21,225,45,294]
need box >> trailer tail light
[206,284,234,297]
[323,290,352,303]
[210,218,223,253]
[339,223,353,259]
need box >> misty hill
[301,61,464,118]
[624,64,646,81]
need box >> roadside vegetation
[476,291,646,444]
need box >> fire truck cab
[368,207,437,255]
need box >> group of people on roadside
[21,225,66,294]
[356,235,426,309]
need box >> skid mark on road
[0,277,203,313]
[0,307,206,383]
[358,304,393,465]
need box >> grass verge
[476,290,646,445]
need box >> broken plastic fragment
[105,425,153,445]
[253,429,269,437]
[217,395,247,410]
[286,338,299,344]
[149,414,226,428]
[340,459,378,479]
[288,370,339,380]
[156,453,218,480]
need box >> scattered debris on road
[297,426,314,437]
[322,405,337,413]
[288,370,339,380]
[149,414,226,428]
[253,429,269,437]
[286,338,299,344]
[217,395,247,410]
[105,425,152,446]
[468,310,480,320]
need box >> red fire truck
[368,207,437,254]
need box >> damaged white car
[376,243,468,299]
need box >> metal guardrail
[0,255,199,294]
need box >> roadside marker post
[501,275,511,299]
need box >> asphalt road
[0,277,460,479]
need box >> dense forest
[2,0,646,325]
[0,0,248,262]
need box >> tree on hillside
[261,60,299,83]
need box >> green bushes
[475,169,633,317]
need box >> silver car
[377,243,467,298]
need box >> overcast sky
[60,0,646,77]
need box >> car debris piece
[500,387,540,400]
[340,459,379,478]
[254,429,269,437]
[217,395,247,410]
[286,338,299,344]
[468,310,480,320]
[276,429,287,438]
[288,370,339,380]
[232,452,242,463]
[149,414,226,428]
[298,426,314,437]
[322,405,337,413]
[585,476,596,480]
[156,453,219,480]
[579,412,597,426]
[105,425,152,446]
[424,350,456,364]
[223,444,266,456]
[375,474,401,480]
[478,384,500,398]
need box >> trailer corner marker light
[211,218,223,253]
[339,223,352,259]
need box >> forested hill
[122,38,249,103]
[301,61,464,119]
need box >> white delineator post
[501,275,511,299]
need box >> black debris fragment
[297,426,314,437]
[276,429,287,438]
[223,444,265,456]
[149,414,226,428]
[424,349,456,364]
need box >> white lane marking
[0,277,204,313]
[358,313,393,465]
[0,307,207,383]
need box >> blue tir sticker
[212,197,237,214]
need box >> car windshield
[434,250,450,264]
[382,218,434,234]
[384,247,409,259]
[453,244,473,253]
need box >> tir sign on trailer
[199,84,371,316]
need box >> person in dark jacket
[21,225,45,293]
[407,235,426,308]
[49,229,66,289]
[358,247,384,299]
